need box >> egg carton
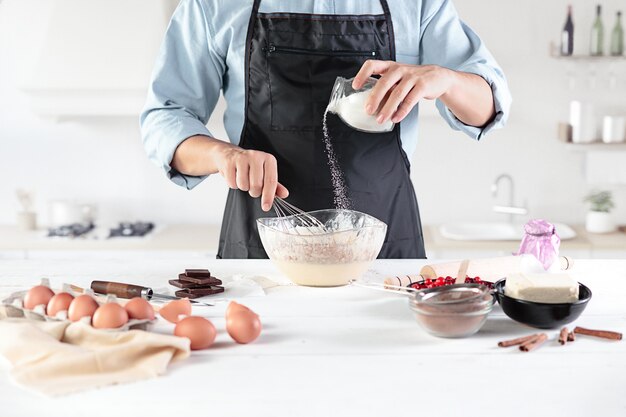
[1,285,156,332]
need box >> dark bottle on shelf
[610,11,624,56]
[561,5,574,55]
[590,4,604,56]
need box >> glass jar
[517,219,561,270]
[327,76,394,133]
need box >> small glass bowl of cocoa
[408,284,494,338]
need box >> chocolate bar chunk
[174,290,205,299]
[184,269,211,278]
[185,286,224,295]
[175,287,224,299]
[178,273,220,285]
[169,278,222,289]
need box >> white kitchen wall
[0,0,625,228]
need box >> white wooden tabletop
[0,256,625,417]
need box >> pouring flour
[326,76,395,133]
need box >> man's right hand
[213,145,289,211]
[171,135,289,212]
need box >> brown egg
[46,292,75,317]
[124,297,155,320]
[23,285,55,311]
[226,311,262,344]
[68,294,100,322]
[174,316,216,350]
[92,303,129,329]
[225,301,256,319]
[159,298,192,323]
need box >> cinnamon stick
[567,331,576,342]
[558,327,569,345]
[498,334,539,348]
[520,333,548,352]
[573,327,622,341]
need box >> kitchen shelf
[550,53,626,62]
[564,142,626,151]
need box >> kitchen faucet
[491,174,528,223]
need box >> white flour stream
[322,106,352,209]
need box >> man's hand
[352,60,495,127]
[213,145,289,211]
[171,136,288,212]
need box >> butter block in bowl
[494,274,592,329]
[504,273,579,304]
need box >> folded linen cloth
[0,312,190,396]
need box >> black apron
[217,0,426,259]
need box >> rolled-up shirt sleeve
[419,0,511,140]
[140,0,225,189]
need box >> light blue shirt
[140,0,511,190]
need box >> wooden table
[0,256,624,417]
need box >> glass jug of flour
[327,76,394,133]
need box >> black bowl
[493,279,592,329]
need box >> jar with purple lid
[517,219,561,270]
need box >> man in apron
[141,0,511,259]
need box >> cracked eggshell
[225,301,257,319]
[159,298,192,323]
[226,311,262,344]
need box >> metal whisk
[271,197,329,234]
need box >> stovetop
[108,222,155,238]
[47,223,95,238]
[47,222,155,239]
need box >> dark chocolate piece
[184,269,211,278]
[185,286,224,295]
[175,287,224,299]
[169,278,222,289]
[178,273,221,285]
[174,290,204,299]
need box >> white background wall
[1,0,625,228]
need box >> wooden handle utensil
[89,280,214,306]
[91,281,147,299]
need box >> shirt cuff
[435,64,511,141]
[154,116,212,190]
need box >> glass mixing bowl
[257,209,387,287]
[408,284,495,338]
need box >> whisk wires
[271,197,329,234]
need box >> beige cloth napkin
[0,313,190,396]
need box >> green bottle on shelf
[590,4,604,56]
[610,11,624,56]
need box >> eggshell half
[225,301,257,319]
[174,316,216,350]
[226,311,262,344]
[23,285,55,311]
[124,297,155,320]
[68,294,100,322]
[92,303,129,329]
[47,292,75,317]
[159,298,192,323]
